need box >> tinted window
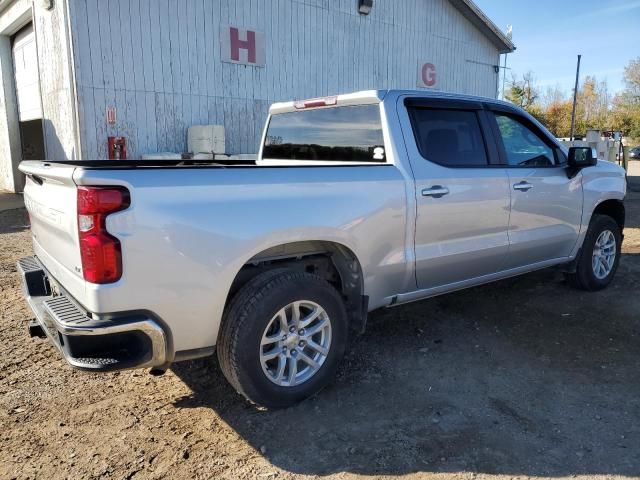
[495,114,556,167]
[262,105,385,162]
[408,108,488,167]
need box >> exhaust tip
[28,320,46,339]
[149,368,167,376]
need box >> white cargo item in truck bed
[188,125,225,154]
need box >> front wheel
[217,269,348,408]
[565,214,622,291]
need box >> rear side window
[262,105,385,162]
[408,108,488,167]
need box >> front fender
[571,161,626,258]
[582,161,626,224]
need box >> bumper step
[17,255,167,372]
[44,296,98,328]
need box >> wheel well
[226,241,368,334]
[593,200,625,231]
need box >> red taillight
[77,186,130,284]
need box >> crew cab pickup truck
[18,90,626,408]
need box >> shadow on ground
[0,209,29,234]
[173,254,640,477]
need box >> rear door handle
[422,186,450,198]
[513,181,533,192]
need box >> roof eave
[449,0,516,54]
[0,0,17,14]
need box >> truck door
[487,109,583,268]
[399,97,511,290]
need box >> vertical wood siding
[70,0,501,159]
[34,0,78,160]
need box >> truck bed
[19,159,408,355]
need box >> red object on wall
[230,27,256,63]
[108,137,127,160]
[421,63,437,87]
[220,25,265,67]
[106,106,117,125]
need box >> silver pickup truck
[18,90,626,408]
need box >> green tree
[504,59,640,143]
[623,57,640,100]
[611,58,640,140]
[539,85,572,137]
[541,85,566,108]
[579,76,610,130]
[505,71,539,109]
[544,100,573,137]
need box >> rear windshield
[262,104,385,162]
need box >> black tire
[565,214,622,291]
[217,268,348,408]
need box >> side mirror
[568,147,597,168]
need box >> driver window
[494,114,556,167]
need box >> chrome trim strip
[51,318,167,368]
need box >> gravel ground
[1,169,640,480]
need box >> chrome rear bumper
[17,256,167,372]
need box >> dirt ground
[1,167,640,480]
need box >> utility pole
[570,54,582,141]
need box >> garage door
[12,25,42,122]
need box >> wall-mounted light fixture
[38,0,54,10]
[358,0,373,15]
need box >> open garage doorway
[11,23,44,187]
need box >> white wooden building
[0,0,513,192]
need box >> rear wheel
[217,269,348,408]
[565,214,622,291]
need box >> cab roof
[269,89,517,115]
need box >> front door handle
[513,181,533,192]
[422,186,450,198]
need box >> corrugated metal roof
[449,0,516,53]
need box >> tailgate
[19,162,84,293]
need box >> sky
[473,0,640,98]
